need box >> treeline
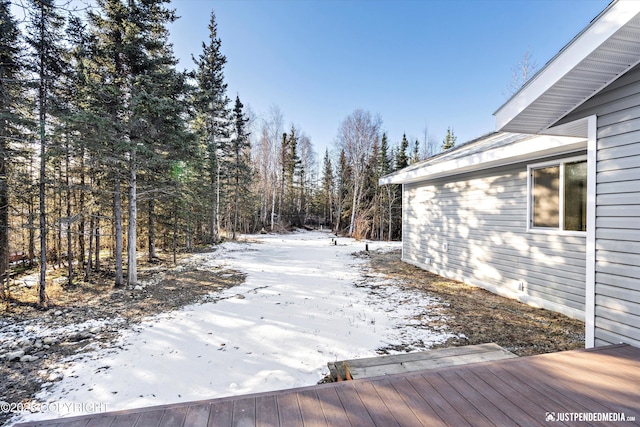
[0,0,451,305]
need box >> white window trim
[526,155,588,236]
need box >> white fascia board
[379,135,586,185]
[494,1,640,131]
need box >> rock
[34,340,43,349]
[17,337,32,348]
[43,337,56,345]
[54,310,63,316]
[5,350,25,361]
[235,294,245,299]
[68,331,94,342]
[89,326,101,334]
[134,285,143,291]
[20,355,39,362]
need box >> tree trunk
[172,209,177,265]
[95,216,100,270]
[348,181,359,237]
[85,214,93,280]
[387,186,393,242]
[28,193,35,268]
[148,196,156,261]
[38,81,47,307]
[55,163,62,269]
[0,134,7,299]
[65,136,73,287]
[114,173,123,287]
[77,144,85,268]
[270,187,276,231]
[233,163,239,240]
[215,161,221,241]
[127,148,137,286]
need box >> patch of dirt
[0,250,245,426]
[359,249,585,357]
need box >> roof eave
[495,0,640,134]
[379,135,586,185]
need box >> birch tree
[336,109,381,237]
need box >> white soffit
[379,134,586,185]
[495,1,640,134]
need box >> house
[380,0,640,349]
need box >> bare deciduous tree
[508,48,538,95]
[336,109,381,237]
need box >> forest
[0,0,454,307]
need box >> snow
[12,231,457,423]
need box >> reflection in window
[564,161,587,231]
[533,166,559,228]
[530,159,587,232]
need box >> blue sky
[168,0,610,155]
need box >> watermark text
[546,412,635,422]
[1,400,108,414]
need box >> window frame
[526,155,588,236]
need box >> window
[529,157,587,232]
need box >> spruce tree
[396,133,409,169]
[26,0,66,306]
[86,0,130,287]
[230,95,251,240]
[411,139,420,164]
[378,133,391,175]
[0,0,24,298]
[335,148,350,233]
[192,11,230,243]
[442,127,456,151]
[321,149,333,227]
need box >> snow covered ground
[12,230,457,424]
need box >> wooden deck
[16,344,640,427]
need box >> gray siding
[561,63,640,347]
[403,161,586,319]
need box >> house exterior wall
[557,64,640,347]
[402,160,586,319]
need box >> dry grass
[363,249,585,357]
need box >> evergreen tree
[230,95,251,240]
[192,11,230,243]
[26,0,66,306]
[0,0,24,299]
[86,0,131,287]
[396,133,409,169]
[321,148,333,227]
[411,139,420,164]
[378,133,391,175]
[335,148,350,233]
[442,127,456,151]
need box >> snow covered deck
[16,344,640,426]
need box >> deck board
[207,400,232,427]
[14,344,640,427]
[276,393,303,427]
[109,413,140,427]
[255,395,279,427]
[315,385,351,427]
[296,390,327,427]
[334,382,375,427]
[369,378,426,427]
[232,397,255,427]
[182,403,210,427]
[468,368,545,427]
